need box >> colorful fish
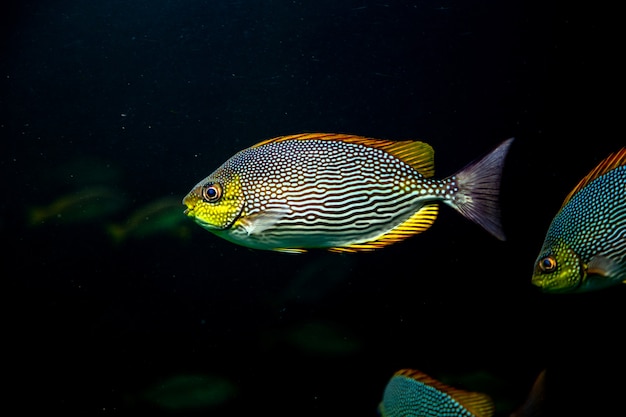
[531,147,626,293]
[378,368,495,417]
[182,133,514,253]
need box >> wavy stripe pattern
[224,139,454,246]
[548,166,625,262]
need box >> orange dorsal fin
[561,148,626,209]
[394,369,495,417]
[253,133,435,178]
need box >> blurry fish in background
[106,196,192,244]
[531,148,625,293]
[509,369,546,417]
[27,185,127,227]
[284,321,361,356]
[379,368,495,417]
[183,133,514,253]
[138,373,236,411]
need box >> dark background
[2,1,623,415]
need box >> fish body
[531,148,626,293]
[183,133,513,253]
[27,186,127,226]
[141,374,236,411]
[379,368,495,417]
[107,196,191,243]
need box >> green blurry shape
[142,374,236,411]
[287,321,361,356]
[27,185,127,226]
[106,196,191,243]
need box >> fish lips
[181,199,211,228]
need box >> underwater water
[2,1,623,415]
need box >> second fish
[183,133,514,253]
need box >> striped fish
[531,147,626,293]
[182,133,514,253]
[378,368,495,417]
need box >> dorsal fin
[561,148,626,209]
[393,369,495,417]
[252,133,435,178]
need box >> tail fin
[448,138,514,241]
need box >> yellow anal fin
[329,204,439,253]
[273,247,308,254]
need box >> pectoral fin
[234,207,290,236]
[588,255,623,277]
[585,255,626,290]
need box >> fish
[141,373,236,411]
[182,133,514,253]
[531,147,626,293]
[106,196,191,243]
[284,321,361,356]
[378,368,495,417]
[27,185,127,227]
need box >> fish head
[531,239,585,293]
[182,169,245,231]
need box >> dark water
[2,1,623,415]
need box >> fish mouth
[182,193,198,216]
[182,203,194,217]
[531,275,557,292]
[530,274,545,288]
[181,200,217,230]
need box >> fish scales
[183,133,513,252]
[531,148,626,292]
[237,140,425,236]
[543,167,626,262]
[379,368,495,417]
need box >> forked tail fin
[448,138,514,240]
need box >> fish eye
[539,256,557,272]
[202,182,222,202]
